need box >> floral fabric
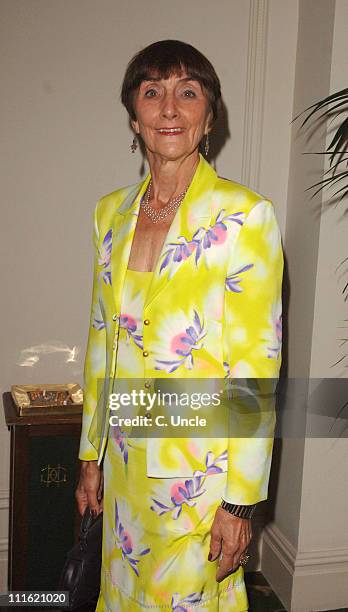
[96,269,249,611]
[79,154,283,505]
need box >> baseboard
[262,522,295,610]
[262,522,348,612]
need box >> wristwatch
[220,500,257,519]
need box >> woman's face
[131,72,212,162]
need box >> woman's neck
[146,150,200,206]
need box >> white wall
[293,2,348,609]
[304,0,348,550]
[259,0,298,232]
[262,1,348,611]
[310,0,348,378]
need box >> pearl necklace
[141,180,188,224]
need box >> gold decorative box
[11,384,83,416]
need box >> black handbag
[59,507,103,610]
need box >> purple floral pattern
[160,210,245,272]
[225,263,254,293]
[223,361,231,378]
[111,425,129,464]
[114,501,150,576]
[155,311,206,373]
[98,229,112,286]
[171,591,203,611]
[267,314,282,359]
[150,451,227,520]
[92,304,106,331]
[119,314,143,349]
[193,449,228,478]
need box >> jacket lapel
[144,154,218,308]
[110,154,218,313]
[110,176,151,313]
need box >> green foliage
[294,88,348,203]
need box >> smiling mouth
[157,128,185,134]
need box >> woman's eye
[182,89,196,97]
[144,88,158,97]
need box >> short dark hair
[121,40,222,123]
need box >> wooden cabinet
[3,392,82,591]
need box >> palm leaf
[295,88,348,364]
[293,88,348,198]
[292,88,348,127]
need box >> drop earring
[131,135,138,153]
[204,133,210,156]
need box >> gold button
[112,313,118,321]
[144,319,150,325]
[143,350,149,357]
[144,380,151,389]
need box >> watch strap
[220,500,257,519]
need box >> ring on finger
[239,553,250,566]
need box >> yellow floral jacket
[78,154,283,504]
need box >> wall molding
[0,537,8,554]
[296,546,348,573]
[263,522,348,611]
[241,0,269,191]
[0,489,9,510]
[264,522,348,575]
[263,521,297,574]
[0,489,10,510]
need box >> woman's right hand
[75,460,103,516]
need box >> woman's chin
[147,144,198,162]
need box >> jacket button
[144,319,150,325]
[112,313,118,321]
[144,380,151,389]
[143,350,149,357]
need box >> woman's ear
[131,119,140,134]
[205,109,214,134]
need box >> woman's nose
[161,93,179,119]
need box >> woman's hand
[208,507,252,582]
[75,460,103,517]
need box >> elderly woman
[76,40,283,611]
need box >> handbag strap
[79,508,99,550]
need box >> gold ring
[239,554,250,566]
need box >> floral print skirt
[96,434,249,611]
[95,269,249,610]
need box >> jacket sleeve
[222,199,283,504]
[78,200,106,461]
